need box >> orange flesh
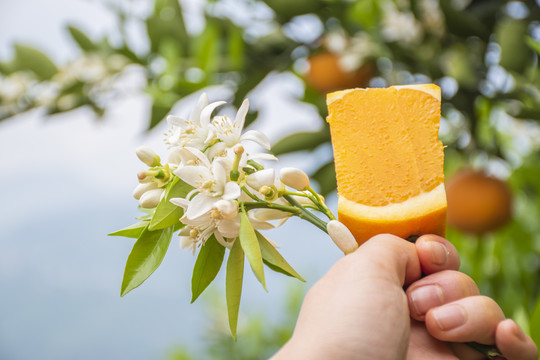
[326,85,446,244]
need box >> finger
[496,319,538,360]
[425,296,505,344]
[407,270,480,320]
[415,234,460,274]
[344,233,421,286]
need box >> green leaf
[531,294,540,346]
[271,129,330,156]
[496,19,533,72]
[67,25,97,51]
[14,44,58,80]
[108,221,149,238]
[149,177,193,231]
[312,161,336,196]
[526,37,540,56]
[195,21,220,74]
[256,231,304,282]
[149,100,171,130]
[191,235,226,303]
[226,239,244,340]
[120,226,173,296]
[239,208,266,290]
[146,0,188,53]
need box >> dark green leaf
[271,129,330,156]
[67,25,97,51]
[108,221,149,238]
[14,44,58,80]
[195,22,220,74]
[256,231,304,282]
[496,19,533,72]
[239,209,266,290]
[227,25,245,70]
[312,161,336,196]
[149,177,193,231]
[146,0,188,53]
[526,37,540,56]
[530,293,540,346]
[191,235,226,303]
[226,239,244,340]
[120,226,173,296]
[149,101,171,130]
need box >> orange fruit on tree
[326,84,447,245]
[307,52,376,94]
[446,169,513,234]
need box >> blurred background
[1,0,540,358]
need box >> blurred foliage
[167,286,304,360]
[3,0,540,350]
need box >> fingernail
[429,241,449,265]
[432,304,467,331]
[512,321,527,341]
[410,285,445,316]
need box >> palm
[407,320,457,359]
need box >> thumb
[343,234,422,286]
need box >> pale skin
[272,234,538,360]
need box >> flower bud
[246,169,275,190]
[280,167,310,191]
[214,200,238,220]
[327,220,358,255]
[139,188,164,208]
[136,146,161,167]
[137,170,152,183]
[133,182,159,200]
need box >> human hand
[271,234,538,360]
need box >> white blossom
[165,93,217,150]
[327,220,358,254]
[174,158,241,220]
[280,167,310,191]
[139,188,165,208]
[208,98,271,151]
[136,146,161,167]
[133,182,159,200]
[246,169,276,190]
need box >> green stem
[241,186,263,202]
[283,194,328,233]
[308,187,335,220]
[465,342,502,359]
[243,201,300,214]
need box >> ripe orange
[307,52,376,94]
[326,84,447,245]
[446,169,513,234]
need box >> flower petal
[240,130,271,150]
[211,159,228,192]
[223,181,241,200]
[217,217,240,238]
[234,98,249,132]
[189,93,209,124]
[200,101,226,127]
[214,232,232,249]
[170,197,190,209]
[249,153,278,161]
[186,194,217,220]
[246,168,275,190]
[179,147,211,168]
[174,165,212,188]
[167,115,188,127]
[250,208,291,221]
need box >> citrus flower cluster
[131,93,357,255]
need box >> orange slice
[326,84,447,245]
